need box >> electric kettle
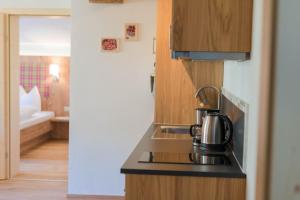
[201,113,233,151]
[190,108,219,146]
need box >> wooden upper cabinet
[171,0,253,52]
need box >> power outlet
[64,106,69,112]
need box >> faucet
[195,85,221,110]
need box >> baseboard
[67,194,124,199]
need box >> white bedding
[20,111,55,130]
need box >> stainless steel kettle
[201,113,233,151]
[190,108,220,146]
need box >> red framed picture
[125,23,139,41]
[101,38,120,52]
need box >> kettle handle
[190,124,202,137]
[220,115,233,146]
[189,153,194,162]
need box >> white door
[0,13,9,180]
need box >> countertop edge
[121,168,246,179]
[121,124,246,179]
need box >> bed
[20,111,55,154]
[20,111,55,130]
[19,86,55,154]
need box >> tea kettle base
[200,143,226,152]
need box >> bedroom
[16,16,70,181]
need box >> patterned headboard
[20,63,51,98]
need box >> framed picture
[101,38,120,52]
[124,23,139,41]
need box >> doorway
[15,16,70,181]
[0,10,71,181]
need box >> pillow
[20,86,42,112]
[19,85,27,98]
[20,105,38,121]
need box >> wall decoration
[125,23,139,41]
[101,38,120,52]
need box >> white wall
[223,0,263,200]
[0,0,155,195]
[270,0,300,199]
[19,16,71,56]
[69,0,156,196]
[0,0,70,9]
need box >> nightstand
[51,116,69,139]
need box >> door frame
[255,0,277,199]
[0,8,70,179]
[0,13,9,180]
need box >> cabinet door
[172,0,253,52]
[125,175,246,200]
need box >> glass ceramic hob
[138,151,231,166]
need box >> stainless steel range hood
[171,51,250,61]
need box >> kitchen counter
[121,124,246,178]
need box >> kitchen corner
[120,0,253,199]
[121,89,248,199]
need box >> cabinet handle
[150,62,156,94]
[152,37,156,54]
[150,73,155,93]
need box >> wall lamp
[49,64,60,81]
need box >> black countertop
[121,124,246,179]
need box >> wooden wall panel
[20,56,70,117]
[125,175,246,200]
[154,0,224,125]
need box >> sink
[160,125,190,134]
[152,125,192,140]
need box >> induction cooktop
[138,151,231,166]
